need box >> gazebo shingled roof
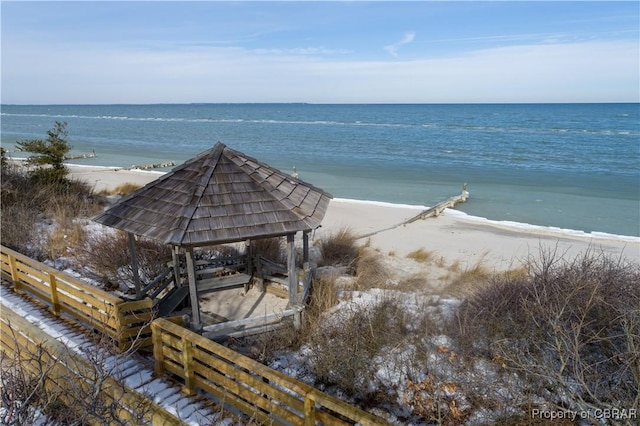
[94,142,333,246]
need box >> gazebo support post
[245,239,253,294]
[128,233,142,300]
[246,239,253,276]
[302,231,310,272]
[287,233,297,305]
[172,246,182,287]
[185,247,202,332]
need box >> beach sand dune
[69,165,164,193]
[319,200,639,272]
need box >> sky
[1,1,639,104]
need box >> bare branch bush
[0,325,157,425]
[75,230,172,292]
[307,297,409,400]
[1,343,61,425]
[451,248,640,417]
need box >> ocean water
[1,103,639,238]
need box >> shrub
[0,147,8,170]
[16,121,72,183]
[354,247,390,290]
[0,192,41,257]
[308,298,409,397]
[247,320,303,364]
[250,237,284,265]
[194,244,241,262]
[451,249,640,414]
[106,182,142,196]
[244,273,340,365]
[306,273,340,319]
[406,247,435,263]
[76,231,172,292]
[318,227,359,268]
[0,320,170,425]
[403,375,471,426]
[0,164,102,259]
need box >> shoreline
[64,163,639,242]
[62,164,639,271]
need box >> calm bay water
[1,103,639,237]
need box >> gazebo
[93,142,332,331]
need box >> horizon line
[2,101,639,107]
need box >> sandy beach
[70,165,640,272]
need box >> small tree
[17,121,72,182]
[1,146,7,170]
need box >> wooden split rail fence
[0,245,154,351]
[1,245,389,424]
[0,306,189,425]
[152,318,387,425]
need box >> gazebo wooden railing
[140,267,175,300]
[141,253,252,317]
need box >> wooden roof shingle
[93,142,333,246]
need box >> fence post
[181,335,195,396]
[294,308,301,330]
[8,254,21,293]
[151,321,165,376]
[115,303,128,352]
[304,390,317,426]
[48,272,60,317]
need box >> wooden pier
[358,183,469,240]
[405,182,469,223]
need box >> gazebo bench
[196,273,252,295]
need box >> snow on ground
[0,288,222,426]
[11,240,634,425]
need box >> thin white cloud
[252,47,350,56]
[384,32,416,58]
[1,39,637,104]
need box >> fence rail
[1,245,154,351]
[152,318,388,425]
[0,305,188,425]
[2,245,390,424]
